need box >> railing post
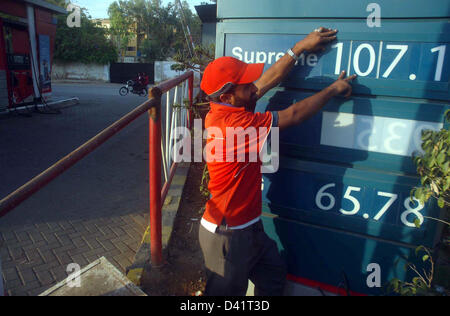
[148,87,163,267]
[188,73,194,129]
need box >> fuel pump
[2,22,34,108]
[7,52,34,106]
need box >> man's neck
[213,102,254,112]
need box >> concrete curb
[0,97,80,116]
[47,97,80,110]
[39,257,147,296]
[53,80,110,84]
[126,162,191,286]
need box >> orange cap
[201,57,264,97]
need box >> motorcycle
[119,80,148,97]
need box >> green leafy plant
[389,110,450,296]
[411,110,450,212]
[387,246,441,296]
[172,44,215,73]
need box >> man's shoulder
[206,109,272,128]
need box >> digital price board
[217,0,449,295]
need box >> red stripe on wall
[287,274,367,296]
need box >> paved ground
[0,82,154,296]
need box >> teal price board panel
[226,35,449,100]
[216,0,449,295]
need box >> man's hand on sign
[294,27,337,53]
[330,70,357,98]
[277,70,357,130]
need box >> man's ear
[219,93,233,104]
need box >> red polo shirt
[202,102,276,228]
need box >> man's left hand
[294,27,338,53]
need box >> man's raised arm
[255,27,338,99]
[277,71,357,130]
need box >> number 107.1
[332,42,446,81]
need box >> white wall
[154,61,201,98]
[154,61,183,84]
[154,61,200,84]
[52,62,110,82]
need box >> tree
[107,0,201,62]
[53,5,117,64]
[108,1,136,57]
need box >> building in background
[93,18,144,64]
[0,0,66,112]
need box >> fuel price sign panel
[226,35,449,100]
[217,0,449,295]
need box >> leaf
[443,161,450,173]
[426,157,435,168]
[414,218,422,228]
[444,178,450,192]
[438,197,445,208]
[413,187,423,200]
[431,181,440,195]
[415,246,426,256]
[421,131,432,142]
[390,278,400,292]
[437,151,446,165]
[422,255,429,262]
[412,277,421,285]
[445,109,450,123]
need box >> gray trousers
[199,220,286,296]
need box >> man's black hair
[207,83,236,103]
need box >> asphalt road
[0,82,150,199]
[0,82,158,296]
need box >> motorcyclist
[133,73,145,92]
[143,72,150,90]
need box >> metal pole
[148,87,163,267]
[181,82,185,129]
[26,5,41,101]
[161,136,168,183]
[169,107,176,167]
[188,73,194,129]
[166,89,171,171]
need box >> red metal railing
[0,71,194,267]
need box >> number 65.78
[315,183,425,227]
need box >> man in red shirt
[199,27,357,296]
